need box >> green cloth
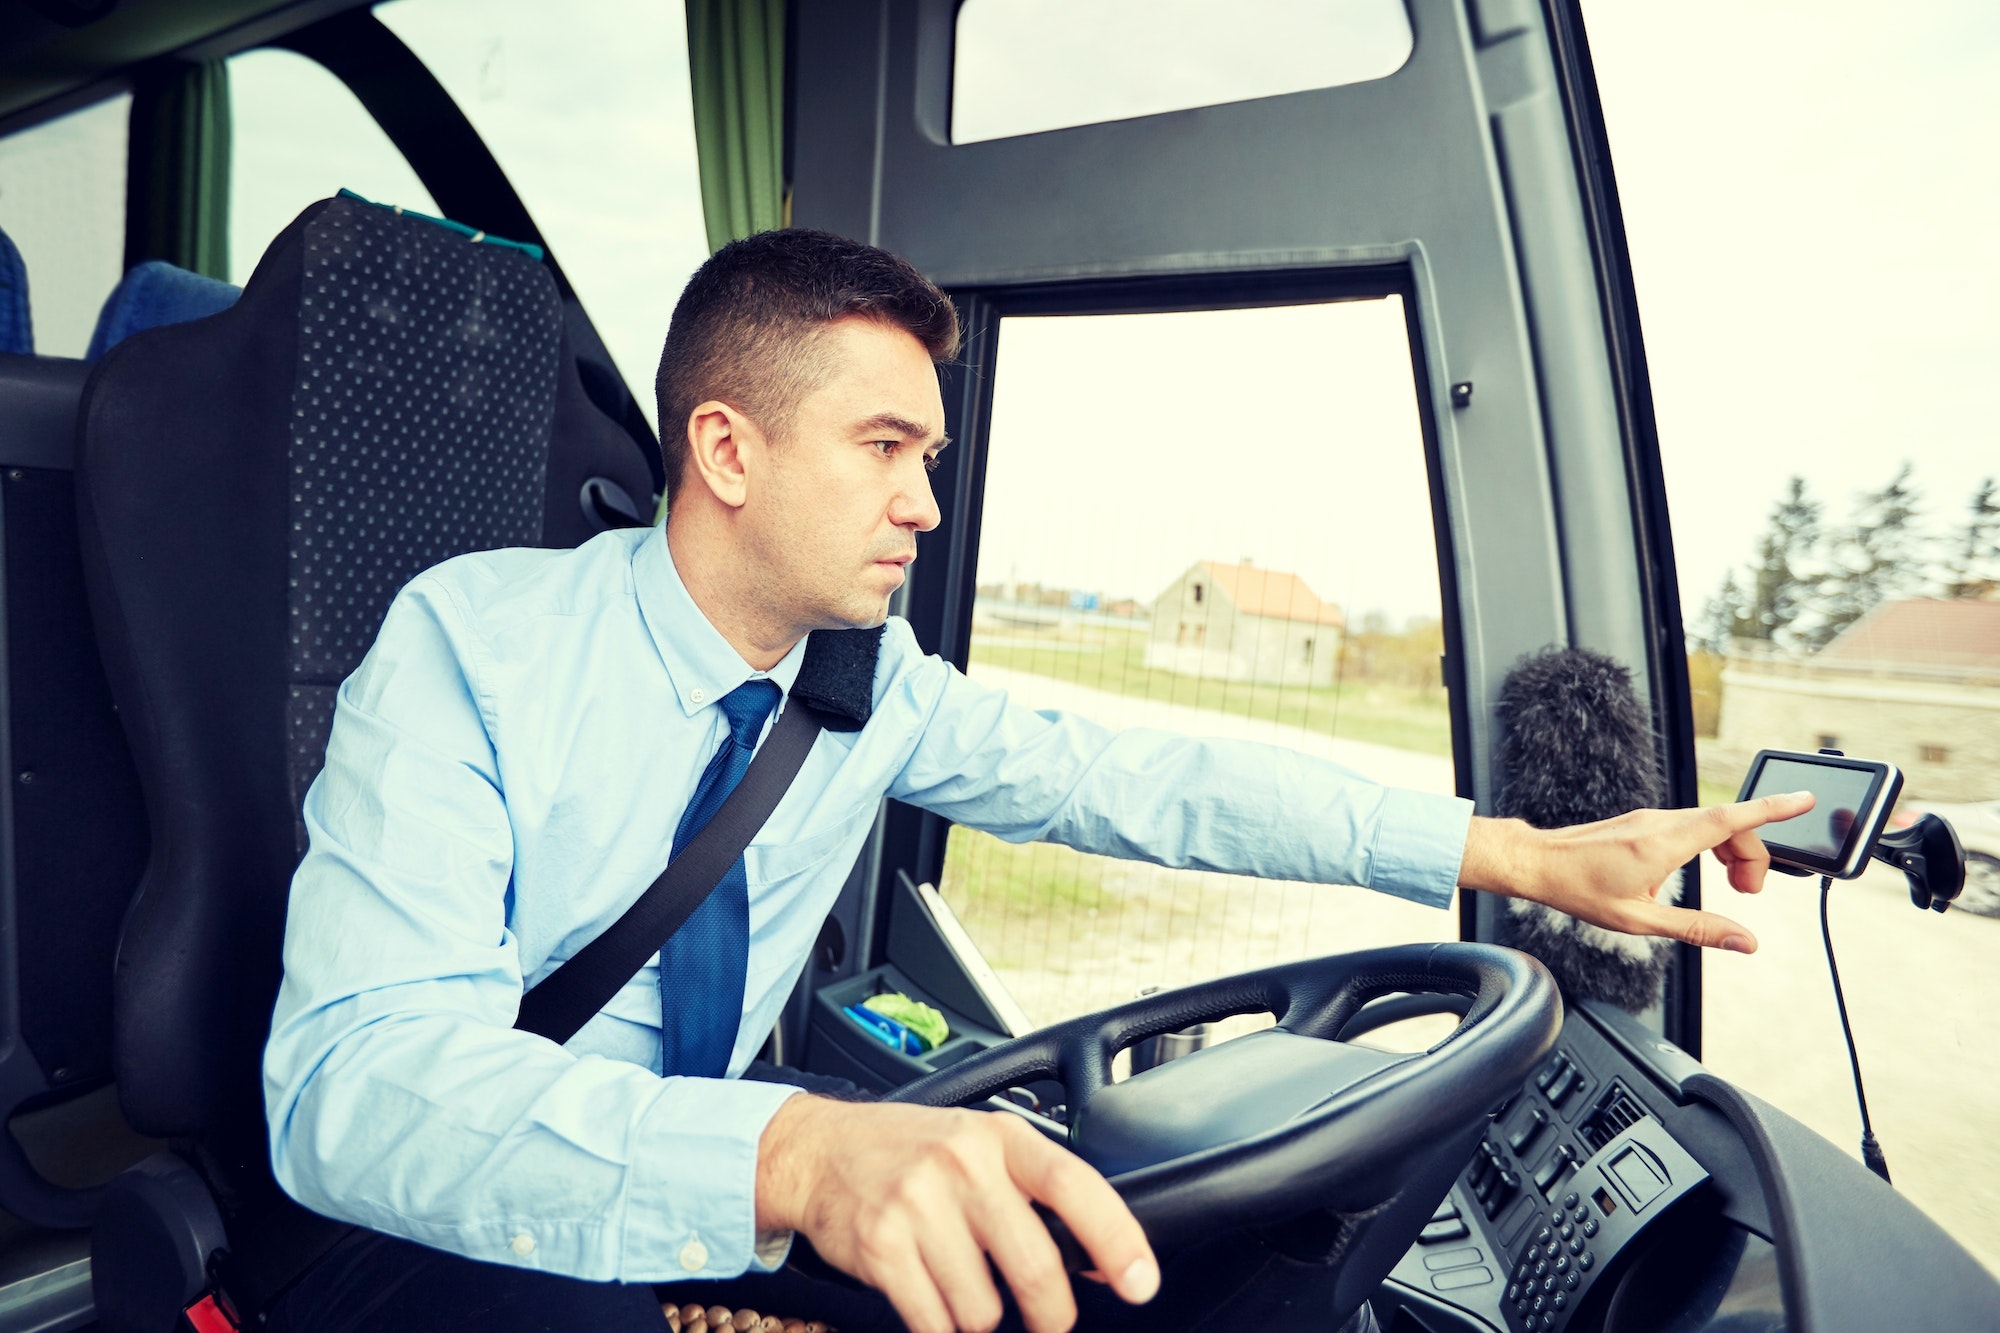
[863,992,950,1052]
[128,60,232,281]
[685,0,786,253]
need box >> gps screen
[1748,757,1879,859]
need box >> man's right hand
[755,1097,1159,1333]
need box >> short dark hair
[654,229,960,503]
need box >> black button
[1541,1314,1558,1331]
[1542,1274,1556,1294]
[1555,1254,1570,1273]
[1537,1055,1568,1092]
[1565,1271,1581,1291]
[1546,1240,1561,1259]
[1531,1294,1546,1314]
[1509,1108,1550,1155]
[1582,1217,1599,1238]
[1553,1290,1569,1311]
[1507,1283,1521,1302]
[1547,1066,1580,1106]
[1534,1259,1549,1279]
[1536,1225,1553,1245]
[1432,1199,1461,1224]
[1420,1218,1469,1244]
[1572,1206,1589,1225]
[1560,1221,1575,1240]
[1568,1237,1585,1256]
[1580,1251,1596,1271]
[1562,1191,1580,1210]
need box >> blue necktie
[659,679,782,1077]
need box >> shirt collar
[633,526,806,717]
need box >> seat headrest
[86,260,241,361]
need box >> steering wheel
[888,943,1560,1260]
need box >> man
[264,229,1808,1333]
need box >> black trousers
[266,1063,902,1333]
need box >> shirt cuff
[622,1077,803,1280]
[1368,788,1473,910]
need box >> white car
[1894,799,2000,917]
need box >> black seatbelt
[221,699,828,1319]
[514,698,826,1043]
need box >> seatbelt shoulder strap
[512,698,826,1045]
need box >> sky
[4,0,1993,630]
[1581,0,2000,614]
[974,299,1441,615]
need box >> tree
[1945,476,2000,598]
[1693,571,1746,654]
[1811,463,1928,647]
[1744,474,1824,644]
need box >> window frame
[869,262,1474,968]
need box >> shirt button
[679,1237,709,1272]
[690,688,706,703]
[509,1233,536,1257]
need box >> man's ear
[683,400,760,510]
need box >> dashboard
[1375,999,1993,1333]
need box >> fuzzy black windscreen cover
[1493,646,1675,1013]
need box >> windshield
[1584,0,1999,1275]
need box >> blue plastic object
[86,262,240,361]
[843,1003,928,1057]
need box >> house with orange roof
[1144,560,1346,687]
[1714,596,2000,801]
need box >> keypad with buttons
[1506,1200,1602,1332]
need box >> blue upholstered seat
[85,260,241,361]
[0,226,30,355]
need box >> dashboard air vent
[1581,1081,1647,1153]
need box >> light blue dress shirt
[264,525,1473,1284]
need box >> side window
[942,297,1457,1033]
[378,0,709,431]
[0,95,130,357]
[228,48,436,283]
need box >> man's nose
[892,459,942,532]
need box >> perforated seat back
[75,196,655,1194]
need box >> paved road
[948,661,2000,1275]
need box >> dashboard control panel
[1388,1040,1711,1332]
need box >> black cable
[1819,875,1891,1183]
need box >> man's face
[743,317,947,633]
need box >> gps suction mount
[1871,813,1966,913]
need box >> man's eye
[873,440,897,457]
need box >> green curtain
[685,0,787,253]
[127,59,232,281]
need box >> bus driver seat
[73,193,657,1331]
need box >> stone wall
[1713,661,2000,801]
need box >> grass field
[944,621,1454,958]
[967,623,1453,756]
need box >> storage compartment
[804,963,1009,1092]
